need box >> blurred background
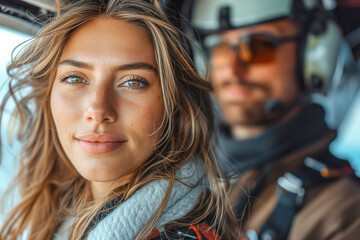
[0,26,29,199]
[0,0,359,214]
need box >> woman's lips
[76,134,126,154]
[78,141,125,154]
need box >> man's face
[209,19,300,126]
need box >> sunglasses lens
[206,34,279,65]
[238,40,253,63]
[243,36,276,63]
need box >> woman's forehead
[60,17,156,67]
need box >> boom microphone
[264,98,290,115]
[264,97,306,115]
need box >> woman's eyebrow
[58,59,157,72]
[113,62,157,72]
[58,59,92,69]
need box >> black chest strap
[248,157,355,240]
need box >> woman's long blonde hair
[0,0,238,239]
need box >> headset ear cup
[302,20,343,94]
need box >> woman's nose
[84,87,117,124]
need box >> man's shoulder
[304,175,360,209]
[289,175,360,239]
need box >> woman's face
[51,17,164,195]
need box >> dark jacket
[217,104,360,239]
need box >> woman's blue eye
[65,76,87,84]
[60,74,88,85]
[125,80,142,87]
[121,77,149,89]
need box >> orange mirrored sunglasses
[209,33,299,64]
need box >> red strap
[189,223,222,240]
[146,229,160,239]
[147,223,222,240]
[337,0,360,7]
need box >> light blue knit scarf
[85,160,205,239]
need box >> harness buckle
[277,173,305,206]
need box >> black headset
[290,0,344,94]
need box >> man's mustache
[215,79,269,92]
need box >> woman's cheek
[50,87,83,150]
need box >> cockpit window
[331,92,360,175]
[0,26,30,194]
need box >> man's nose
[84,87,117,124]
[229,49,248,79]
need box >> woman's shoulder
[147,223,222,240]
